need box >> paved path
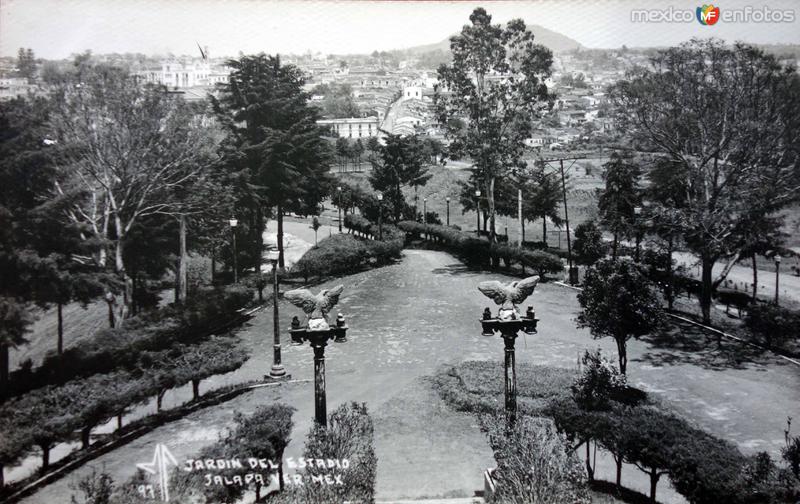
[673,251,800,303]
[16,250,800,503]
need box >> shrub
[571,349,626,411]
[273,402,377,504]
[745,304,800,348]
[573,220,605,266]
[486,415,590,504]
[293,217,403,281]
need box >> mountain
[404,24,582,54]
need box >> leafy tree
[436,8,554,241]
[214,54,333,269]
[368,134,429,222]
[49,60,215,323]
[577,259,664,375]
[335,137,351,171]
[233,404,295,495]
[611,39,800,323]
[572,220,605,266]
[0,96,107,391]
[620,406,681,502]
[597,152,641,259]
[314,82,360,118]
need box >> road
[15,247,800,503]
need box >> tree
[314,82,360,119]
[368,133,429,222]
[1,96,104,392]
[611,40,800,323]
[16,48,36,81]
[620,406,683,503]
[49,61,215,323]
[214,54,333,269]
[597,152,641,259]
[335,137,351,172]
[573,220,605,266]
[233,404,294,495]
[577,259,664,375]
[436,8,554,242]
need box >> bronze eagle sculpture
[284,285,344,329]
[477,276,539,320]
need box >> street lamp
[633,206,643,263]
[478,277,540,427]
[376,192,384,240]
[267,250,288,380]
[423,198,428,225]
[475,189,482,234]
[775,255,782,305]
[229,217,239,284]
[446,197,451,226]
[286,286,349,427]
[336,186,343,233]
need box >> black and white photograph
[1,1,800,502]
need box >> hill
[404,24,583,54]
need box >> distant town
[5,37,797,153]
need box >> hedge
[271,402,377,504]
[745,304,800,349]
[0,336,249,483]
[433,361,799,504]
[292,215,404,282]
[398,221,564,278]
[6,285,254,398]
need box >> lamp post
[775,255,781,305]
[446,197,451,226]
[475,189,481,234]
[423,198,428,225]
[337,186,343,233]
[286,287,349,427]
[229,217,238,284]
[105,292,116,328]
[376,192,384,240]
[633,206,642,263]
[478,279,540,427]
[267,250,288,380]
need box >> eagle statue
[284,285,344,330]
[477,276,539,320]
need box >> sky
[2,0,800,59]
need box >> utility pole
[517,188,523,247]
[559,159,576,284]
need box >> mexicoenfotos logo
[696,4,721,25]
[631,5,795,23]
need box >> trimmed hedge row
[6,285,254,398]
[0,336,249,482]
[292,215,404,282]
[398,221,564,278]
[433,361,799,504]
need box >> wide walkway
[17,249,800,503]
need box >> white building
[317,117,380,139]
[137,61,229,89]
